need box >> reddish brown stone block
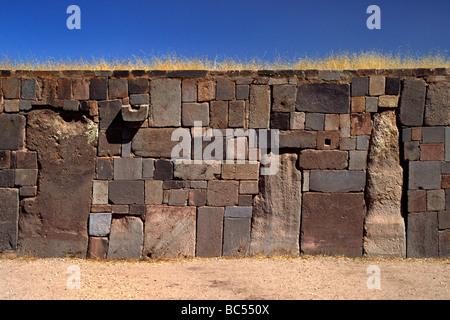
[88,237,108,259]
[408,190,427,213]
[57,78,72,100]
[411,127,422,141]
[351,113,372,136]
[299,150,348,170]
[207,180,239,206]
[442,175,450,189]
[317,130,340,150]
[420,144,445,161]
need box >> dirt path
[0,256,448,300]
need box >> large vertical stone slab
[296,83,350,114]
[150,79,181,127]
[143,205,196,259]
[249,85,270,128]
[250,153,302,256]
[407,212,439,258]
[301,193,365,257]
[399,79,426,126]
[0,188,19,251]
[18,109,97,257]
[364,111,406,258]
[196,207,224,258]
[0,114,26,150]
[424,82,449,126]
[107,216,143,259]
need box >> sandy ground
[0,256,448,300]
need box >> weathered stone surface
[305,113,324,131]
[98,129,121,157]
[324,114,340,131]
[221,162,260,180]
[348,150,368,171]
[272,85,296,112]
[447,128,450,162]
[98,100,123,129]
[439,230,450,258]
[408,190,427,213]
[181,79,197,102]
[228,100,245,128]
[350,113,372,136]
[420,143,445,161]
[182,102,209,127]
[424,82,449,126]
[132,128,190,158]
[427,189,446,211]
[197,80,215,101]
[145,180,163,205]
[385,77,400,95]
[351,96,365,113]
[403,141,420,161]
[296,83,350,114]
[250,153,302,256]
[299,150,348,170]
[239,180,259,194]
[63,100,79,111]
[364,111,406,258]
[301,192,365,257]
[0,151,10,169]
[144,205,196,259]
[210,100,229,129]
[0,188,19,251]
[88,213,112,237]
[154,159,173,180]
[407,212,439,258]
[3,78,20,99]
[96,158,113,180]
[149,79,181,127]
[223,217,251,257]
[207,180,239,206]
[15,151,37,169]
[249,85,270,128]
[279,130,317,149]
[216,78,234,100]
[21,79,36,100]
[90,78,108,100]
[109,181,145,204]
[378,95,398,108]
[236,85,249,100]
[108,78,128,99]
[409,161,441,190]
[0,114,26,150]
[0,170,14,187]
[369,76,385,96]
[113,158,142,180]
[14,169,37,186]
[196,207,224,258]
[365,96,378,113]
[129,78,149,95]
[422,127,445,143]
[88,237,108,259]
[173,161,221,180]
[351,77,369,97]
[4,100,20,113]
[399,79,426,126]
[188,189,207,206]
[309,170,366,193]
[72,79,90,100]
[19,109,97,257]
[225,206,252,218]
[270,112,290,130]
[107,216,143,259]
[290,112,305,130]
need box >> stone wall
[0,68,448,259]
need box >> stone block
[153,159,173,180]
[369,76,385,96]
[129,94,149,106]
[324,114,340,131]
[424,82,449,126]
[90,78,108,100]
[411,127,422,141]
[305,113,324,131]
[225,206,252,218]
[0,188,19,251]
[188,189,207,206]
[351,77,369,97]
[196,207,224,258]
[356,135,370,150]
[98,100,123,129]
[422,127,445,143]
[14,169,37,186]
[92,180,108,205]
[317,130,340,150]
[272,85,296,112]
[279,130,317,149]
[290,112,305,130]
[108,180,145,204]
[3,78,20,99]
[190,180,207,189]
[210,100,229,129]
[0,170,14,187]
[207,180,239,206]
[88,213,112,237]
[15,151,37,169]
[142,158,154,179]
[270,112,290,130]
[399,79,426,126]
[402,128,412,142]
[57,78,72,100]
[144,205,196,259]
[88,237,108,259]
[173,161,221,180]
[378,95,398,108]
[442,175,450,189]
[222,217,251,257]
[408,190,427,213]
[318,69,339,81]
[0,151,10,169]
[108,216,144,259]
[350,113,372,136]
[438,211,450,229]
[132,128,190,158]
[228,100,245,128]
[309,170,366,192]
[72,79,90,100]
[90,204,112,213]
[404,141,420,161]
[150,79,181,127]
[348,150,368,171]
[296,83,350,114]
[439,230,450,258]
[145,180,163,205]
[162,180,186,189]
[21,79,36,100]
[63,100,79,111]
[98,129,121,157]
[108,79,128,99]
[365,96,378,113]
[339,114,351,137]
[4,100,19,113]
[249,85,271,128]
[238,195,253,206]
[407,212,438,258]
[299,150,348,170]
[420,144,444,161]
[301,192,365,257]
[181,79,197,102]
[19,100,32,111]
[198,80,215,101]
[351,96,365,113]
[113,158,142,180]
[129,78,149,95]
[96,158,113,180]
[221,162,260,180]
[409,161,441,190]
[447,128,450,162]
[168,189,188,206]
[216,78,234,100]
[182,102,209,127]
[235,85,249,100]
[239,180,259,194]
[427,189,446,211]
[442,163,450,174]
[340,137,356,150]
[385,77,400,95]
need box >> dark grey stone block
[309,170,366,193]
[424,82,449,126]
[113,158,142,180]
[63,100,79,111]
[439,230,450,258]
[235,85,249,100]
[130,94,149,105]
[296,83,350,114]
[167,70,208,78]
[21,79,36,100]
[128,78,149,94]
[305,113,324,131]
[153,159,173,180]
[0,188,19,250]
[196,207,224,258]
[98,100,123,129]
[438,211,450,229]
[96,158,114,180]
[351,77,369,97]
[407,212,438,258]
[14,169,38,186]
[109,180,145,204]
[409,161,441,190]
[19,100,32,111]
[142,159,154,179]
[399,79,426,126]
[0,114,26,150]
[89,213,112,237]
[422,127,445,143]
[90,78,108,100]
[216,78,234,100]
[225,206,252,218]
[446,127,450,162]
[3,78,20,99]
[222,217,251,257]
[402,128,411,142]
[270,112,290,130]
[385,77,400,95]
[0,170,14,187]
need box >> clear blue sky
[0,0,448,62]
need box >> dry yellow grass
[0,51,448,70]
